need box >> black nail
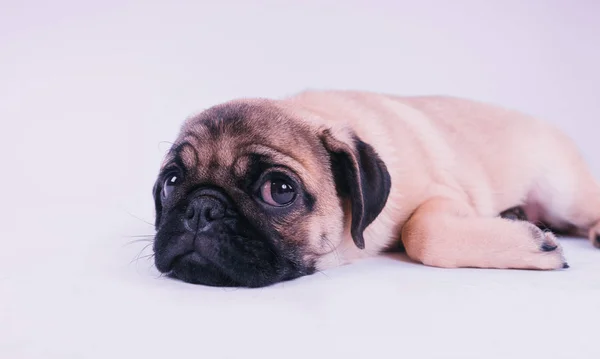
[540,242,558,252]
[595,234,600,245]
[563,263,570,269]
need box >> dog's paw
[525,224,568,270]
[589,222,600,249]
[500,206,528,221]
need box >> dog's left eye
[161,174,180,200]
[260,178,296,206]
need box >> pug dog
[152,90,600,287]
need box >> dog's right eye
[161,174,180,200]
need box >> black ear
[321,129,392,249]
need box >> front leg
[499,206,528,221]
[401,198,568,270]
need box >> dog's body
[285,91,600,269]
[153,90,600,287]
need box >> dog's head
[152,99,391,287]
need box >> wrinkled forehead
[161,100,325,185]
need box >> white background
[2,1,600,358]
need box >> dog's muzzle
[153,187,310,287]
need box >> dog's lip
[163,250,195,273]
[167,251,241,286]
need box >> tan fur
[277,90,600,270]
[162,100,348,258]
[163,90,600,274]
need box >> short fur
[152,90,600,287]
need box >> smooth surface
[2,1,600,358]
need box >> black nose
[185,195,227,232]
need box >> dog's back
[285,90,600,255]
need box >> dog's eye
[260,179,296,206]
[161,174,180,200]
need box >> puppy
[152,90,600,287]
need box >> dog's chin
[168,252,239,287]
[163,250,312,288]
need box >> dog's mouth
[165,251,240,287]
[167,250,194,272]
[155,243,314,288]
[152,212,315,287]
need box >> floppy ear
[321,129,392,249]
